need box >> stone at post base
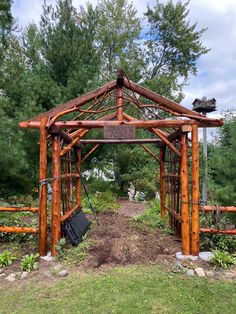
[199,251,213,262]
[40,251,53,262]
[176,252,199,261]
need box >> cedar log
[79,139,163,145]
[76,148,82,207]
[191,125,200,256]
[200,228,236,235]
[0,207,38,212]
[39,117,48,256]
[160,147,166,218]
[201,206,236,212]
[51,134,61,256]
[0,226,38,234]
[180,133,191,255]
[19,119,224,129]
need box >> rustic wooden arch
[7,70,224,257]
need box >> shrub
[63,240,92,266]
[210,250,236,269]
[0,251,17,267]
[134,199,172,234]
[82,191,119,213]
[200,213,236,252]
[20,253,39,272]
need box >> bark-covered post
[191,124,200,256]
[51,133,61,256]
[39,117,48,256]
[116,69,124,121]
[160,146,166,219]
[180,132,190,255]
[76,148,82,208]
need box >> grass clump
[56,238,93,266]
[82,191,119,213]
[210,250,236,269]
[21,253,40,272]
[0,250,16,267]
[134,200,172,234]
[63,240,92,266]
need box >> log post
[160,146,166,218]
[76,148,82,207]
[191,124,200,256]
[180,133,190,255]
[116,87,123,121]
[51,133,61,256]
[68,151,73,209]
[39,117,48,256]
[116,69,124,121]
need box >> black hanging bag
[64,209,91,246]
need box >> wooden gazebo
[16,70,223,256]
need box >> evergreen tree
[208,113,236,205]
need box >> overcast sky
[12,0,236,119]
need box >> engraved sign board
[104,125,136,139]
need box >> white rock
[186,269,195,277]
[176,252,198,261]
[205,271,214,277]
[199,251,213,262]
[6,273,16,282]
[58,269,68,277]
[0,273,6,278]
[20,271,28,280]
[195,267,206,277]
[40,252,53,262]
[0,268,4,274]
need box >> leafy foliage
[0,250,16,267]
[134,199,172,234]
[20,253,39,272]
[97,0,143,81]
[144,0,209,99]
[208,113,236,205]
[210,250,236,269]
[82,190,119,213]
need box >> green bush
[82,191,119,213]
[210,250,236,269]
[200,213,236,252]
[20,253,39,272]
[200,233,236,253]
[63,240,92,266]
[0,251,17,267]
[134,200,172,234]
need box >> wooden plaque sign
[104,125,136,139]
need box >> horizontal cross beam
[19,119,223,129]
[79,139,163,144]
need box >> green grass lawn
[0,265,235,314]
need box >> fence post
[39,117,48,256]
[51,133,61,256]
[180,132,190,255]
[191,124,200,256]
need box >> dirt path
[81,200,180,269]
[118,199,147,217]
